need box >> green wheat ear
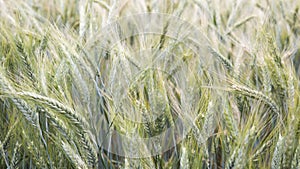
[231,84,280,115]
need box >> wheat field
[0,0,299,168]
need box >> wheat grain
[223,107,238,142]
[283,120,297,169]
[180,145,189,169]
[10,141,21,168]
[62,141,88,169]
[78,131,97,168]
[271,134,284,169]
[291,144,299,169]
[208,46,233,71]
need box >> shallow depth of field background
[0,0,299,168]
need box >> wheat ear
[231,84,280,115]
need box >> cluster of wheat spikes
[0,0,299,168]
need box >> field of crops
[0,0,299,168]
